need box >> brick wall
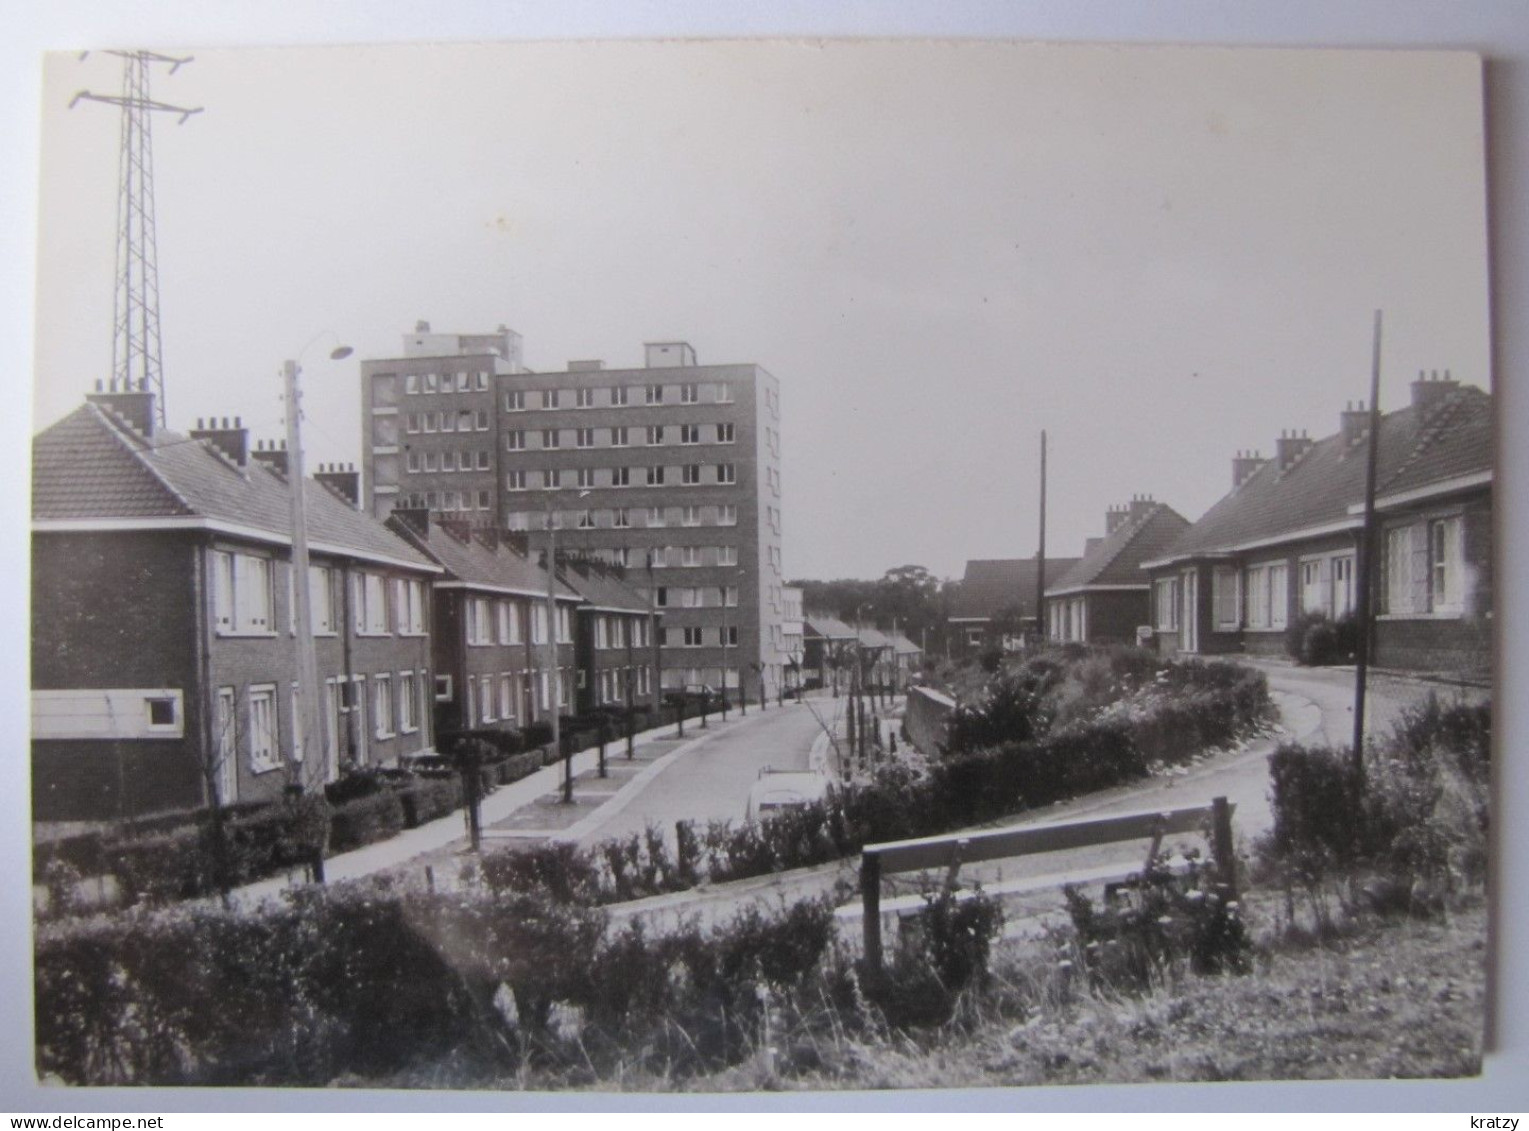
[904,685,956,756]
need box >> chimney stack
[1127,493,1156,522]
[473,527,501,551]
[86,379,156,440]
[387,507,431,539]
[1410,368,1460,417]
[190,415,250,467]
[250,438,290,478]
[415,319,431,333]
[1232,449,1267,489]
[313,462,360,508]
[1275,429,1314,472]
[1104,504,1130,535]
[1084,536,1103,555]
[1339,400,1370,448]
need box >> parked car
[745,767,832,823]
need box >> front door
[1181,569,1199,653]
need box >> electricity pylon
[71,50,202,428]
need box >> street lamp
[545,489,591,804]
[283,339,352,883]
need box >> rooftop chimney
[313,462,360,508]
[1128,493,1156,522]
[250,438,290,478]
[1104,504,1130,535]
[439,517,473,543]
[387,507,431,539]
[1084,536,1103,555]
[190,415,250,467]
[1232,449,1268,489]
[473,527,501,551]
[86,379,156,440]
[1275,429,1314,472]
[1339,401,1370,449]
[415,319,431,333]
[1410,368,1460,417]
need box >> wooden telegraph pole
[1351,311,1384,788]
[1034,430,1048,642]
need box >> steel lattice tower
[71,51,201,428]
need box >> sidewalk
[231,705,772,906]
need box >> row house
[947,556,1081,652]
[386,511,584,735]
[802,614,858,691]
[1140,373,1491,676]
[558,557,659,714]
[31,388,442,822]
[1044,497,1189,644]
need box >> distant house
[32,387,442,822]
[557,557,659,715]
[1141,373,1491,676]
[781,586,805,692]
[948,556,1081,652]
[1044,497,1189,644]
[802,614,858,692]
[886,631,924,688]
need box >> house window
[611,386,629,407]
[1154,577,1179,631]
[215,687,237,803]
[647,466,666,486]
[717,423,735,444]
[557,606,573,644]
[576,387,595,409]
[611,426,629,447]
[212,550,275,635]
[717,463,737,484]
[435,674,453,702]
[1430,517,1463,613]
[576,428,595,448]
[682,465,701,486]
[1212,567,1240,630]
[393,578,426,635]
[645,384,663,405]
[1300,559,1329,615]
[542,389,560,410]
[507,470,527,491]
[374,675,395,739]
[680,383,699,404]
[1269,563,1289,629]
[1332,555,1355,618]
[680,424,701,445]
[248,685,279,773]
[351,572,389,635]
[307,565,336,634]
[505,390,526,412]
[399,672,418,733]
[530,604,548,645]
[499,673,516,723]
[478,672,495,724]
[543,429,561,449]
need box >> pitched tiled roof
[560,560,650,613]
[395,520,579,600]
[948,557,1081,620]
[887,632,923,656]
[34,402,438,571]
[803,615,857,640]
[1150,385,1491,565]
[1047,503,1189,594]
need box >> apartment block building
[362,328,787,697]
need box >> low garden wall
[903,685,956,756]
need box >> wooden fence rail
[859,796,1236,977]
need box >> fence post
[861,851,883,981]
[1211,795,1236,896]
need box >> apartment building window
[611,385,629,407]
[544,469,561,490]
[505,389,526,412]
[405,412,421,434]
[423,373,440,394]
[646,425,664,446]
[611,426,629,447]
[403,374,419,395]
[576,428,595,448]
[476,409,490,430]
[577,468,595,489]
[542,429,561,449]
[506,430,526,451]
[455,410,473,431]
[1212,567,1241,630]
[455,372,471,393]
[717,463,737,484]
[682,546,701,567]
[680,383,699,404]
[655,587,669,608]
[682,465,701,486]
[724,585,739,607]
[680,424,701,445]
[440,411,455,433]
[406,452,421,474]
[725,626,739,647]
[506,470,527,491]
[719,545,738,567]
[719,504,738,526]
[476,451,491,471]
[374,675,395,739]
[682,505,701,526]
[579,510,596,529]
[645,384,663,405]
[612,466,631,487]
[248,685,279,773]
[614,508,630,528]
[647,466,666,486]
[648,506,667,527]
[683,627,703,647]
[476,371,490,391]
[715,383,734,404]
[717,423,735,444]
[542,389,560,409]
[212,550,274,635]
[393,577,426,635]
[574,387,594,409]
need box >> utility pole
[1351,310,1384,788]
[544,506,568,804]
[1035,429,1048,643]
[71,51,202,429]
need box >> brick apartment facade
[360,326,787,700]
[32,388,442,822]
[1044,497,1189,645]
[1141,373,1491,677]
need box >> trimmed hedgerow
[327,791,407,854]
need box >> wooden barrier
[859,796,1236,977]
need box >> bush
[876,886,1005,1027]
[397,777,465,828]
[328,791,406,853]
[1286,611,1359,666]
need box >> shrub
[324,767,388,806]
[876,886,1005,1027]
[328,791,406,853]
[1286,611,1359,666]
[397,777,465,828]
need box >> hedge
[327,790,407,854]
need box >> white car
[745,768,832,823]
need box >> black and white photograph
[12,13,1522,1109]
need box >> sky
[31,39,1490,580]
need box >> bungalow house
[948,556,1080,653]
[1044,497,1189,644]
[558,557,659,715]
[802,614,858,692]
[886,631,924,689]
[31,387,443,822]
[1140,373,1491,677]
[386,511,582,737]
